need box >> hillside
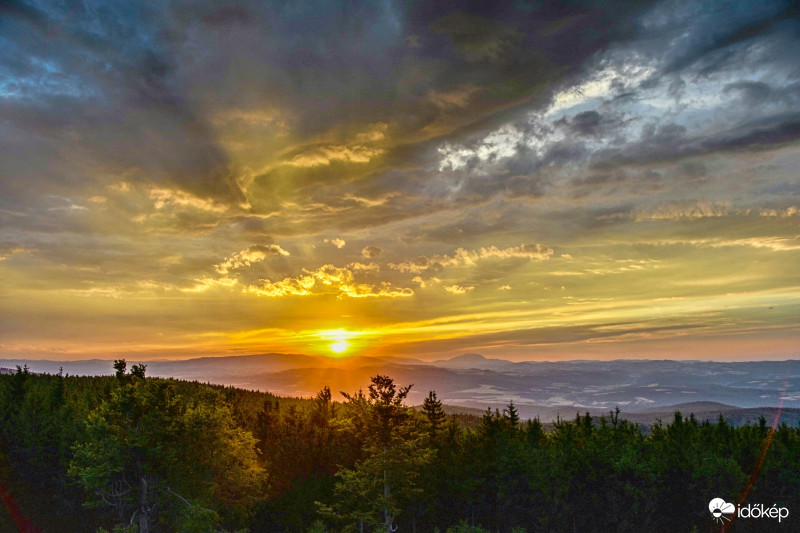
[5,356,799,418]
[3,366,800,531]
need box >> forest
[1,362,798,532]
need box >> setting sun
[330,340,349,354]
[317,329,358,357]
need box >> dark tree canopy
[1,367,799,532]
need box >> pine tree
[327,375,433,532]
[504,400,520,427]
[423,391,446,435]
[69,361,263,532]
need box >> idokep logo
[708,497,790,525]
[738,503,790,523]
[709,498,735,524]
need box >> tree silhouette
[423,391,446,435]
[327,375,432,532]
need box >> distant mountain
[3,355,798,418]
[431,353,514,371]
[239,359,800,417]
[0,353,321,381]
[0,353,425,383]
[147,353,322,380]
[637,401,736,414]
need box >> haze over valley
[5,354,798,423]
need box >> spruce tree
[423,391,446,435]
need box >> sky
[1,0,799,362]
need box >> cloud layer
[1,0,799,360]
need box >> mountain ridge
[3,355,798,415]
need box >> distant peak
[450,353,488,362]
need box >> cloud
[288,144,384,168]
[710,237,800,252]
[350,262,380,272]
[427,84,481,109]
[633,201,733,221]
[411,276,440,288]
[650,237,800,252]
[215,244,289,275]
[361,245,382,258]
[0,244,32,262]
[2,0,800,359]
[354,123,389,143]
[611,201,797,224]
[568,111,604,137]
[247,264,413,299]
[760,206,799,217]
[444,284,474,295]
[340,283,414,299]
[438,124,523,172]
[325,238,346,249]
[149,187,228,214]
[182,276,239,293]
[430,0,800,194]
[389,243,553,273]
[480,243,553,261]
[431,11,521,63]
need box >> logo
[708,497,790,524]
[709,498,735,524]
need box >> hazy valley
[5,353,799,424]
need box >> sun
[317,328,358,357]
[330,340,349,354]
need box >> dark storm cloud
[584,114,800,171]
[445,0,800,194]
[384,0,659,147]
[724,81,774,105]
[566,111,603,137]
[3,0,797,214]
[644,0,797,76]
[2,0,667,210]
[703,115,800,152]
[465,0,800,181]
[0,0,237,206]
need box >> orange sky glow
[1,1,799,363]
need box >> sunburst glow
[317,329,358,357]
[1,0,798,362]
[330,340,349,354]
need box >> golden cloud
[181,276,239,293]
[389,243,553,273]
[324,238,346,248]
[215,244,290,275]
[149,187,228,214]
[444,284,474,295]
[288,144,383,167]
[247,264,412,299]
